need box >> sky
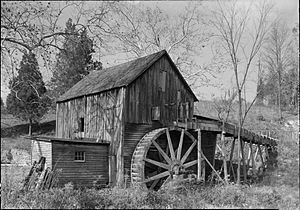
[1,0,298,103]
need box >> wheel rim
[131,127,198,190]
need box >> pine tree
[6,51,50,135]
[50,18,101,99]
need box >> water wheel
[131,127,198,190]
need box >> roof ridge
[102,49,166,72]
[57,50,167,102]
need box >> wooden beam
[177,129,184,160]
[181,140,197,164]
[200,148,225,184]
[240,140,247,183]
[250,141,254,168]
[254,145,259,161]
[166,129,176,161]
[257,144,265,169]
[247,142,251,166]
[197,129,202,181]
[221,130,228,184]
[229,138,236,182]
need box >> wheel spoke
[152,140,172,164]
[144,158,170,170]
[181,141,197,164]
[150,178,161,190]
[177,129,184,160]
[144,171,170,183]
[148,170,158,177]
[166,129,176,161]
[145,162,157,170]
[183,160,198,168]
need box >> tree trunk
[221,121,228,184]
[28,119,32,136]
[237,89,242,185]
[278,78,282,120]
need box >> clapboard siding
[32,140,52,168]
[52,142,109,188]
[125,54,195,125]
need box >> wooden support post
[229,138,236,182]
[249,141,254,169]
[221,130,228,184]
[257,144,265,169]
[200,149,225,184]
[254,146,259,161]
[247,142,251,165]
[240,140,247,183]
[264,145,269,161]
[197,129,202,181]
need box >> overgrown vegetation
[1,104,299,209]
[1,152,299,209]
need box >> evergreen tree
[50,18,101,99]
[6,51,50,135]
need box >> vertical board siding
[52,142,109,188]
[56,88,126,186]
[125,54,195,125]
[56,88,125,142]
[32,140,52,168]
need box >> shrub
[257,114,265,121]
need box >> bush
[256,114,265,121]
[1,149,13,164]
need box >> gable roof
[57,50,198,102]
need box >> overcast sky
[1,0,298,102]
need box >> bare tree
[213,89,237,184]
[87,1,214,88]
[262,19,293,119]
[1,1,108,87]
[211,0,273,184]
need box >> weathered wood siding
[56,88,125,141]
[123,123,162,185]
[56,87,126,186]
[52,142,109,188]
[125,54,195,125]
[31,140,52,168]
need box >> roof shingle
[57,50,197,102]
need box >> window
[74,151,85,162]
[151,106,160,121]
[78,118,84,132]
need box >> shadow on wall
[1,120,56,138]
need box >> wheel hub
[170,161,185,175]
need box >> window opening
[74,151,85,162]
[78,117,84,132]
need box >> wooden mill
[30,50,277,190]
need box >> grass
[1,105,299,209]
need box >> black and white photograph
[1,0,299,209]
